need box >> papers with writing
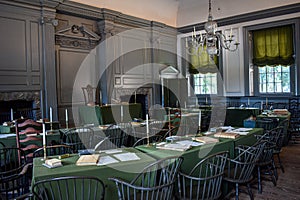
[76,154,100,166]
[97,155,119,166]
[113,152,140,162]
[234,128,253,132]
[176,140,203,147]
[101,149,123,154]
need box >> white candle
[42,123,46,146]
[134,91,137,103]
[206,97,208,104]
[248,98,250,106]
[185,101,187,109]
[65,109,68,122]
[230,27,233,38]
[120,105,123,122]
[196,98,198,106]
[49,107,53,122]
[10,108,13,121]
[198,110,202,127]
[146,114,149,134]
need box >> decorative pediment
[160,65,179,79]
[55,25,101,49]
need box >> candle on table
[134,91,137,103]
[184,101,186,109]
[198,110,201,127]
[120,105,124,122]
[65,109,68,128]
[206,97,208,104]
[248,98,250,106]
[10,108,13,121]
[49,107,53,122]
[146,114,149,145]
[42,123,46,146]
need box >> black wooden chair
[254,129,281,193]
[61,127,95,153]
[272,126,285,175]
[224,142,265,200]
[109,156,183,200]
[31,176,105,200]
[0,147,31,200]
[177,151,228,200]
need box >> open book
[76,154,100,166]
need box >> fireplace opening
[120,94,148,119]
[0,100,39,123]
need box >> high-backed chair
[177,151,228,200]
[109,156,183,200]
[61,127,94,153]
[0,147,31,200]
[15,118,43,163]
[224,142,265,200]
[82,84,99,106]
[31,176,105,200]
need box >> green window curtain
[189,46,218,74]
[253,25,294,66]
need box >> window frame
[244,19,299,97]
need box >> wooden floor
[228,141,300,200]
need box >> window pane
[258,65,290,94]
[193,73,217,95]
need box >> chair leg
[235,182,239,200]
[257,166,262,194]
[277,154,285,173]
[272,159,278,180]
[247,183,254,200]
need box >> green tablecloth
[136,128,263,173]
[225,108,261,127]
[32,148,157,200]
[78,103,142,125]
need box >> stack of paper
[156,143,192,151]
[193,136,219,144]
[43,158,62,168]
[214,132,240,139]
[113,152,140,161]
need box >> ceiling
[70,0,300,27]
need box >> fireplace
[114,87,153,119]
[0,91,41,123]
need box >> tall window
[194,73,217,94]
[188,42,220,95]
[252,25,294,95]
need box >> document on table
[113,152,140,162]
[176,140,204,147]
[97,155,119,166]
[101,149,123,154]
